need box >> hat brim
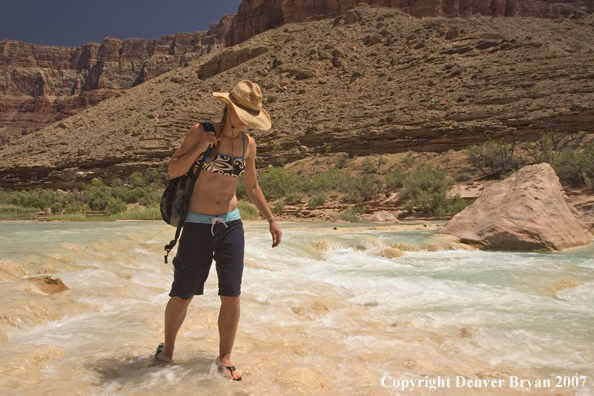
[213,92,272,131]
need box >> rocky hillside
[0,4,593,189]
[0,15,232,145]
[227,0,594,45]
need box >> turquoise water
[0,221,592,395]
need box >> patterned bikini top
[195,130,247,177]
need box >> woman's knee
[220,295,240,307]
[170,296,193,308]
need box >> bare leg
[159,296,193,361]
[217,295,241,379]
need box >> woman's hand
[199,130,221,153]
[270,221,282,248]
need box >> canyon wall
[0,14,233,145]
[227,0,593,45]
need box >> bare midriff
[187,170,239,216]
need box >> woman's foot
[215,356,242,381]
[150,343,173,367]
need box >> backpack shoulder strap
[163,121,214,264]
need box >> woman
[153,80,282,380]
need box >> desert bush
[398,166,451,201]
[401,153,417,168]
[467,140,524,179]
[305,166,353,194]
[552,144,594,188]
[285,190,305,204]
[105,199,127,215]
[362,157,378,174]
[455,169,474,182]
[521,130,586,164]
[109,205,161,220]
[272,200,285,214]
[385,168,407,191]
[308,193,327,208]
[65,202,88,213]
[237,200,258,220]
[339,206,363,222]
[129,171,148,188]
[343,174,384,203]
[237,178,247,199]
[335,152,349,169]
[257,167,302,200]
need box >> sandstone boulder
[0,260,27,277]
[379,247,405,258]
[10,275,69,295]
[437,164,590,251]
[369,210,399,222]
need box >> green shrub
[285,190,305,204]
[305,166,353,194]
[129,172,147,187]
[362,157,378,174]
[105,199,127,215]
[237,178,247,199]
[64,202,88,213]
[343,174,384,203]
[336,153,349,169]
[308,193,326,208]
[398,166,451,201]
[552,144,594,188]
[237,200,258,220]
[257,167,303,200]
[467,140,524,179]
[50,203,63,214]
[109,205,161,220]
[455,170,473,182]
[401,154,417,167]
[339,206,363,222]
[521,130,586,164]
[385,168,407,191]
[146,168,170,186]
[272,200,285,214]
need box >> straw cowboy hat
[213,80,272,131]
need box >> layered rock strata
[436,163,591,250]
[0,6,593,189]
[0,15,233,145]
[227,0,594,46]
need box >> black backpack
[161,121,214,263]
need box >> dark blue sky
[0,0,242,47]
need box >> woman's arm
[168,123,218,178]
[242,135,282,247]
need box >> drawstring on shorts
[210,216,228,236]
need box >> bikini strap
[241,131,246,159]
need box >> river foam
[0,221,592,395]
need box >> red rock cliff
[227,0,593,45]
[0,14,233,145]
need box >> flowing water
[0,220,593,396]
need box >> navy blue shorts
[169,210,244,299]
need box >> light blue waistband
[185,208,241,224]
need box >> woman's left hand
[270,221,282,248]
